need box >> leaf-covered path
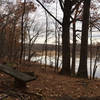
[0,62,100,100]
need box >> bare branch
[36,0,62,25]
[59,0,64,11]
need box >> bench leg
[14,79,26,88]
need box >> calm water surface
[30,56,100,78]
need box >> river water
[30,56,100,78]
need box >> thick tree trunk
[77,0,91,78]
[60,0,71,75]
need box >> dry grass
[36,50,61,57]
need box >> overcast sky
[8,0,100,44]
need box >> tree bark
[77,0,91,78]
[20,0,26,64]
[60,0,71,75]
[71,21,76,76]
[71,4,80,76]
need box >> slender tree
[54,0,58,72]
[71,4,81,76]
[44,11,48,71]
[20,0,26,64]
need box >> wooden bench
[0,64,36,88]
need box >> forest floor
[0,61,100,100]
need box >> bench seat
[0,64,36,88]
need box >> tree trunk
[77,0,91,78]
[44,11,48,71]
[60,0,71,75]
[0,30,6,58]
[71,21,76,76]
[90,24,93,79]
[28,40,31,62]
[20,0,26,64]
[54,0,58,72]
[71,5,79,76]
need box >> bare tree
[44,11,48,71]
[20,0,26,64]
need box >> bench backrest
[0,64,35,82]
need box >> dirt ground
[0,62,100,100]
